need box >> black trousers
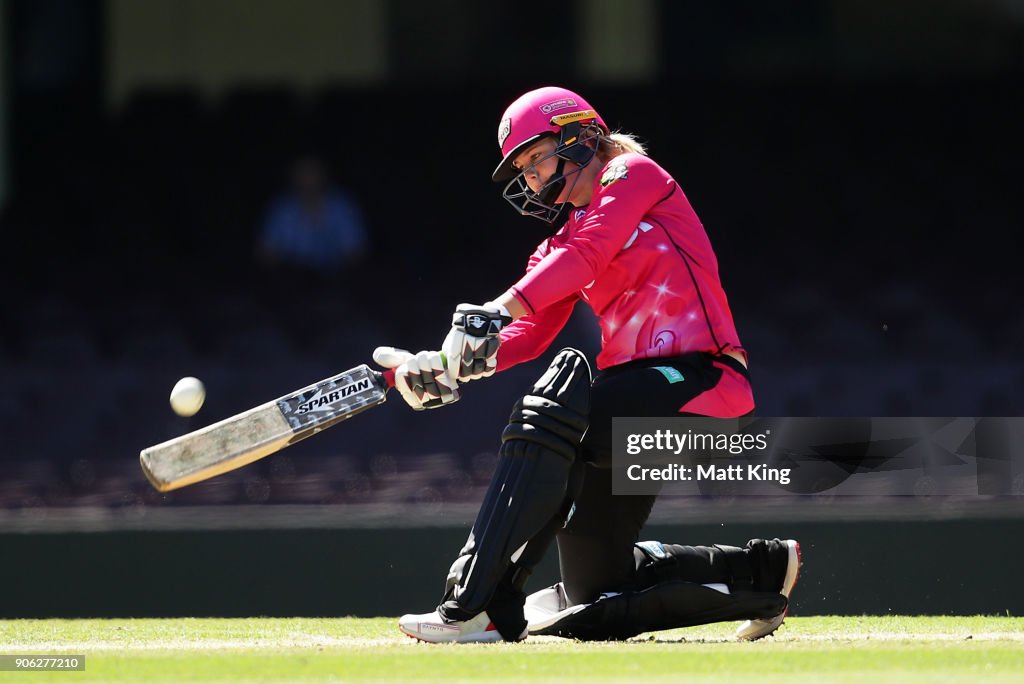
[556,352,751,605]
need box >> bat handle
[382,368,396,389]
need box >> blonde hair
[598,131,647,161]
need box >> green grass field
[1,616,1022,683]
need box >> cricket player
[375,86,800,642]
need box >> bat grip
[382,368,396,388]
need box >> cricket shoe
[398,609,527,644]
[523,582,590,633]
[736,539,801,641]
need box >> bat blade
[140,364,389,492]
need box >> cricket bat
[140,365,396,492]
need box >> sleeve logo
[600,158,629,187]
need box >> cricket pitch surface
[1,616,1022,683]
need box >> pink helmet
[492,86,607,182]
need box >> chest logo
[600,158,629,187]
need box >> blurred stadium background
[0,0,1021,618]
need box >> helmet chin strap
[537,158,568,207]
[540,125,600,211]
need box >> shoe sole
[399,623,526,644]
[736,540,801,641]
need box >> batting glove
[372,347,460,410]
[441,302,513,382]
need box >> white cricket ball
[170,376,206,417]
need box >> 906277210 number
[0,655,85,671]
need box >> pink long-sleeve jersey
[498,152,745,373]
